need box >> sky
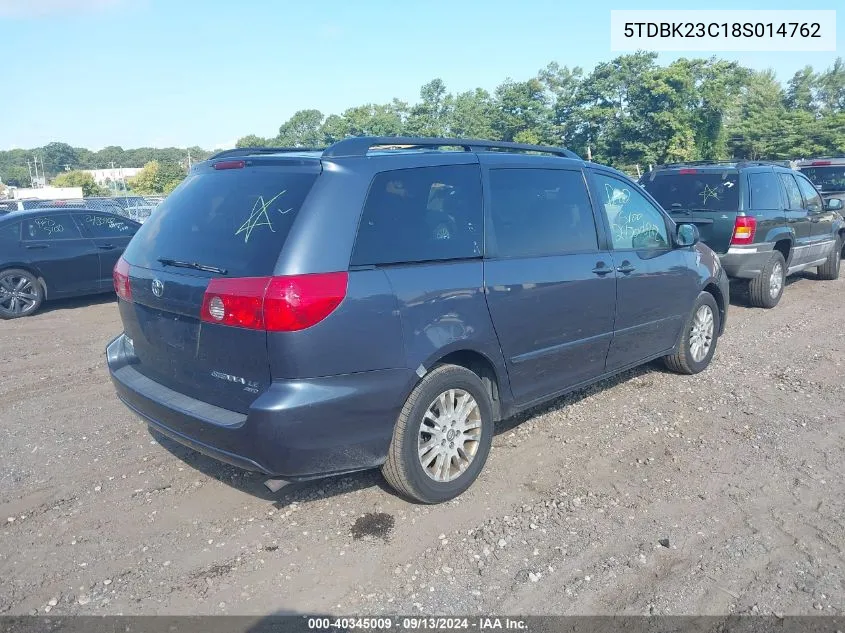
[0,0,842,151]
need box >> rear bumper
[718,243,774,279]
[106,334,415,480]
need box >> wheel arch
[0,263,48,299]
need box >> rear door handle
[617,261,636,274]
[592,262,612,276]
[98,244,116,250]
[25,244,48,250]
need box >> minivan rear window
[642,171,740,212]
[123,166,318,277]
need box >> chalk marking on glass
[235,190,287,244]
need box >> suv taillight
[113,257,132,302]
[200,272,348,332]
[731,216,757,246]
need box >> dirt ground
[1,274,844,618]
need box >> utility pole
[33,156,40,188]
[26,161,34,187]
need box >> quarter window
[592,172,669,249]
[352,165,483,266]
[748,172,781,210]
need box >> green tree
[40,142,79,176]
[127,160,186,194]
[817,57,845,113]
[446,88,496,139]
[52,170,108,196]
[275,109,326,147]
[235,134,269,148]
[785,66,818,112]
[492,77,551,143]
[406,79,450,137]
[2,164,32,187]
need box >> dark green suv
[640,161,845,309]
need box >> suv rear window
[799,166,845,193]
[642,171,740,212]
[352,165,482,266]
[123,166,318,277]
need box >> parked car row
[4,137,842,504]
[0,209,140,318]
[639,160,844,308]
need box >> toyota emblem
[151,279,164,298]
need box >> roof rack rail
[657,159,792,169]
[207,146,325,161]
[321,136,580,159]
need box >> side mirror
[825,198,843,211]
[676,223,700,247]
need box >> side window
[77,213,138,238]
[0,222,20,243]
[748,172,782,210]
[592,172,669,250]
[23,214,81,240]
[487,168,597,258]
[351,165,482,266]
[795,175,823,212]
[779,173,803,210]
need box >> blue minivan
[107,137,729,503]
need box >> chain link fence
[0,195,164,223]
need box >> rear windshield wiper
[157,257,228,275]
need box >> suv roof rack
[207,137,581,162]
[656,159,791,170]
[208,146,325,161]
[321,136,580,159]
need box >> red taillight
[213,160,245,170]
[811,160,831,166]
[113,256,132,302]
[200,272,348,332]
[679,168,698,174]
[731,216,757,246]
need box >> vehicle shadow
[38,292,116,314]
[727,271,815,308]
[149,427,392,507]
[151,361,658,507]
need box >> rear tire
[748,251,785,309]
[664,292,720,375]
[817,237,841,281]
[0,268,43,319]
[382,364,494,504]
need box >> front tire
[748,251,786,309]
[664,292,720,375]
[382,364,494,504]
[817,237,841,281]
[0,268,43,319]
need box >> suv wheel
[664,292,720,375]
[748,251,786,309]
[0,268,43,319]
[382,364,494,504]
[817,237,842,281]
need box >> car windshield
[799,166,845,192]
[641,171,740,212]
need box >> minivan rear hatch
[117,158,320,413]
[642,168,741,253]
